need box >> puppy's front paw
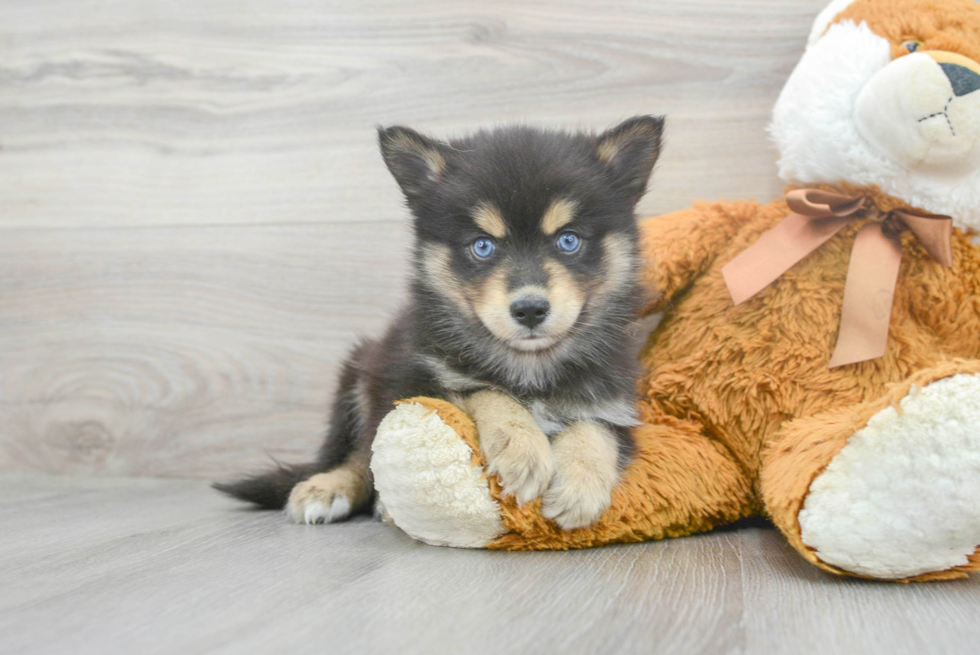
[286,471,360,525]
[541,471,613,530]
[482,426,556,506]
[540,420,621,530]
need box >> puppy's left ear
[595,116,665,204]
[378,126,451,201]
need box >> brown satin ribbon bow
[722,189,953,368]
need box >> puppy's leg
[465,390,555,505]
[286,345,376,525]
[541,420,621,530]
[286,455,373,525]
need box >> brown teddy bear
[369,0,980,582]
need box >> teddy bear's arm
[638,200,759,313]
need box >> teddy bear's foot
[799,373,980,579]
[767,369,980,580]
[370,400,505,547]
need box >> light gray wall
[0,0,827,478]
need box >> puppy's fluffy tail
[212,463,317,509]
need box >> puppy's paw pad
[287,477,353,525]
[541,479,611,530]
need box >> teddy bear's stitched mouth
[917,96,957,136]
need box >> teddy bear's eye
[902,40,922,53]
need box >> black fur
[215,117,665,513]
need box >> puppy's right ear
[378,126,450,200]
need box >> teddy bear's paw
[286,469,364,525]
[799,373,980,579]
[481,425,556,506]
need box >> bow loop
[892,208,954,267]
[785,188,869,219]
[721,189,955,368]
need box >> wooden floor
[3,473,979,655]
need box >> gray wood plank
[3,474,980,655]
[0,474,745,655]
[0,222,408,477]
[0,0,827,230]
[739,527,980,655]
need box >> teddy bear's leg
[761,362,980,581]
[371,396,758,549]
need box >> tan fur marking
[386,131,446,178]
[541,198,578,235]
[542,420,620,530]
[471,266,515,340]
[590,233,635,306]
[286,467,371,524]
[465,390,555,505]
[597,123,653,164]
[473,203,508,238]
[543,260,586,337]
[421,243,473,318]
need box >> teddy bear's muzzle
[855,50,980,175]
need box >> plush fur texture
[798,373,980,579]
[369,0,980,582]
[371,401,504,547]
[773,0,980,229]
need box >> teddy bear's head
[772,0,980,229]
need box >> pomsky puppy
[216,116,664,530]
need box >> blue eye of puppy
[903,40,921,53]
[556,232,581,253]
[472,237,496,259]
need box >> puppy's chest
[528,397,637,437]
[421,355,637,436]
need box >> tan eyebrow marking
[472,203,508,238]
[541,198,578,235]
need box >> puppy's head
[379,117,663,354]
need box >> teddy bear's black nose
[940,62,980,97]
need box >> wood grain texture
[0,0,828,476]
[2,474,979,655]
[0,223,410,477]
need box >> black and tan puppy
[216,116,664,530]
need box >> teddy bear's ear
[595,115,665,204]
[378,126,452,200]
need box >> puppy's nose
[940,62,980,97]
[510,296,550,329]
